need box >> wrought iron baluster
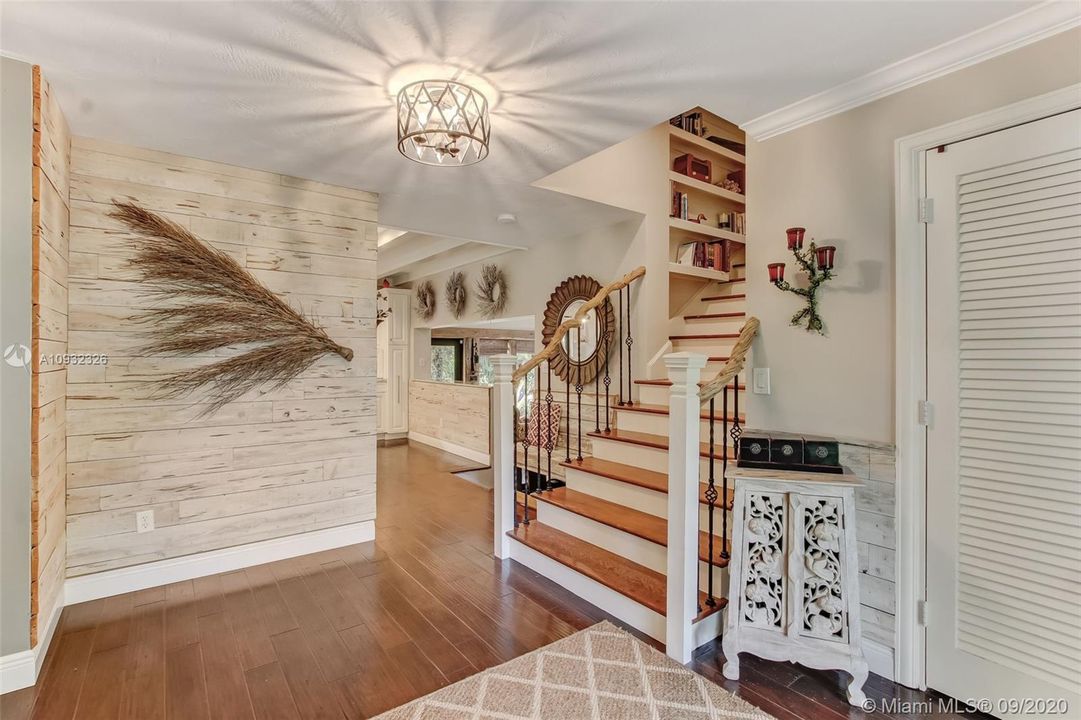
[594,310,601,433]
[617,287,624,406]
[603,318,612,433]
[565,350,571,463]
[521,377,531,525]
[514,396,521,529]
[625,284,634,405]
[575,326,584,462]
[545,363,554,491]
[535,367,542,493]
[705,397,718,607]
[724,374,741,560]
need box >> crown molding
[742,1,1081,141]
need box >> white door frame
[892,82,1081,690]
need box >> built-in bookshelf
[667,107,747,298]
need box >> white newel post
[664,351,708,664]
[490,354,518,559]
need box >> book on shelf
[675,240,730,272]
[669,111,704,137]
[671,191,689,220]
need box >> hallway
[3,443,957,719]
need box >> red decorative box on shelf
[673,153,712,184]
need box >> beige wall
[65,138,379,577]
[31,66,70,646]
[745,28,1081,444]
[408,380,490,460]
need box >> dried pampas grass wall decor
[475,264,507,318]
[110,201,353,413]
[416,281,436,321]
[445,271,467,319]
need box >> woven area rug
[373,621,775,720]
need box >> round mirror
[541,275,615,384]
[560,300,600,363]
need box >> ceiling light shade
[397,79,490,166]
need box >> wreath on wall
[110,201,352,414]
[416,280,436,321]
[445,271,467,319]
[475,264,508,319]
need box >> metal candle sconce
[768,227,836,335]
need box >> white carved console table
[721,467,868,705]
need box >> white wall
[745,28,1081,444]
[410,218,644,350]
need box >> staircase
[492,265,757,660]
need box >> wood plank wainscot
[407,380,491,466]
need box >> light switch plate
[752,367,771,395]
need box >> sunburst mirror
[541,275,616,384]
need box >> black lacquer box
[738,431,842,474]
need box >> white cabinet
[722,470,867,705]
[377,289,411,437]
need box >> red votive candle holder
[815,245,836,270]
[768,263,785,284]
[786,227,805,250]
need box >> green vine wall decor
[768,228,837,335]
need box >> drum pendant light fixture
[396,79,490,166]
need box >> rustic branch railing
[511,267,646,384]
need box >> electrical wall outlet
[752,367,771,395]
[136,509,154,534]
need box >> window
[430,339,463,382]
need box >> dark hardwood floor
[2,442,962,719]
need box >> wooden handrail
[699,316,759,403]
[512,266,646,383]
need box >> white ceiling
[376,228,520,283]
[1,1,1037,244]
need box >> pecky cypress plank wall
[65,137,378,578]
[31,67,70,646]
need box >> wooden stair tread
[670,333,741,340]
[634,380,748,390]
[586,429,737,461]
[684,312,746,320]
[701,293,745,302]
[560,457,735,509]
[507,522,725,620]
[615,403,745,423]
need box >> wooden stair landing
[532,487,731,565]
[560,457,734,508]
[587,428,738,461]
[508,522,726,620]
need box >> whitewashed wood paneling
[66,138,378,577]
[31,67,69,647]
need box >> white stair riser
[615,409,740,441]
[682,317,746,334]
[700,298,747,314]
[633,386,745,406]
[562,468,732,539]
[534,502,727,590]
[671,338,738,351]
[589,435,722,477]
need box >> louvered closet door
[926,108,1081,719]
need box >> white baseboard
[863,636,895,682]
[65,520,375,605]
[408,431,490,467]
[0,588,64,694]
